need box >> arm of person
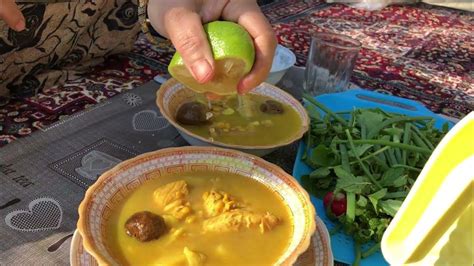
[1,0,276,94]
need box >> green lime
[168,21,255,95]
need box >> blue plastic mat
[292,89,453,266]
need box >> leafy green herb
[301,94,448,263]
[310,167,331,178]
[335,166,371,194]
[346,192,356,221]
[379,168,406,187]
[310,144,338,167]
[354,242,362,266]
[362,243,381,258]
[379,199,403,216]
[368,188,387,214]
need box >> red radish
[323,192,347,217]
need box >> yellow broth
[105,171,293,265]
[179,94,302,146]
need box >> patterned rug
[1,0,473,147]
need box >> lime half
[168,21,255,95]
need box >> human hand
[0,0,25,31]
[148,0,277,94]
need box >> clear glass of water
[304,32,361,96]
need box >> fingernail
[191,59,212,83]
[14,19,25,32]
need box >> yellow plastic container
[382,112,474,265]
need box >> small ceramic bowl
[266,44,297,85]
[156,78,309,157]
[77,146,316,265]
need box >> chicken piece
[202,190,238,217]
[153,180,192,220]
[154,180,188,208]
[171,227,186,239]
[203,210,244,232]
[183,247,206,266]
[259,212,280,233]
[185,215,197,224]
[203,210,280,233]
[171,204,192,220]
[162,214,179,227]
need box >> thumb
[164,7,214,83]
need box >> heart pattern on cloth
[132,110,169,132]
[5,197,63,232]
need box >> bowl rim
[156,78,310,150]
[76,146,316,266]
[271,44,297,73]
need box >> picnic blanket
[1,0,473,146]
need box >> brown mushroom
[176,101,210,125]
[260,100,285,115]
[125,211,167,242]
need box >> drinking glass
[304,32,361,96]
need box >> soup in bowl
[156,79,309,156]
[77,147,315,265]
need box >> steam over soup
[175,94,302,146]
[105,171,293,265]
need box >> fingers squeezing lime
[168,21,255,95]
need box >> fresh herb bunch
[301,94,448,264]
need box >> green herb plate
[292,89,452,266]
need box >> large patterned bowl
[77,146,316,265]
[156,78,309,157]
